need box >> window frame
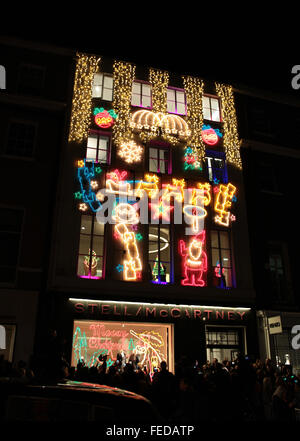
[166,86,186,115]
[92,72,114,101]
[148,224,173,285]
[86,130,111,165]
[148,145,171,175]
[4,119,38,160]
[210,229,234,288]
[203,94,222,122]
[205,149,228,184]
[131,80,152,109]
[77,214,106,280]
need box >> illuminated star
[79,203,88,211]
[74,192,82,199]
[230,214,236,222]
[232,195,237,202]
[136,233,143,241]
[151,200,174,221]
[116,264,124,273]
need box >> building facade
[45,53,258,373]
[0,37,73,365]
[236,87,300,373]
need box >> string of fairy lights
[68,53,101,143]
[182,75,206,168]
[112,60,136,147]
[68,54,242,170]
[215,83,242,169]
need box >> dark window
[17,64,45,96]
[258,162,282,194]
[267,242,290,302]
[77,215,105,279]
[211,230,234,288]
[6,121,37,158]
[249,105,273,137]
[0,208,24,283]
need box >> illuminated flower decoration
[79,203,88,211]
[118,140,144,164]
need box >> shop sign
[70,300,250,322]
[268,315,282,334]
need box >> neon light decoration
[201,125,222,146]
[214,183,237,226]
[110,172,142,281]
[71,321,172,375]
[183,146,202,171]
[179,230,207,287]
[135,174,160,199]
[151,199,174,221]
[118,140,143,164]
[77,160,102,212]
[83,249,99,277]
[162,178,186,203]
[183,183,211,234]
[93,107,117,129]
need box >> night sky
[2,25,298,98]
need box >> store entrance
[205,326,246,363]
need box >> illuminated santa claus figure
[179,230,207,287]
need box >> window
[131,81,151,108]
[167,88,186,115]
[6,121,37,158]
[206,327,243,363]
[86,131,111,164]
[149,146,170,174]
[249,105,273,136]
[203,96,221,122]
[77,215,105,279]
[205,151,228,183]
[148,226,172,284]
[211,230,234,288]
[17,64,45,96]
[92,73,114,101]
[258,162,282,194]
[0,208,24,283]
[267,242,289,301]
[0,324,16,362]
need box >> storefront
[257,310,300,375]
[58,298,257,373]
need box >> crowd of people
[1,349,300,423]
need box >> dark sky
[2,25,299,98]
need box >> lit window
[86,131,110,164]
[92,73,114,101]
[148,225,172,284]
[211,230,233,288]
[149,146,170,174]
[131,81,151,108]
[203,96,221,122]
[205,151,228,183]
[77,215,105,279]
[167,88,186,115]
[0,208,24,283]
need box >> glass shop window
[211,230,234,288]
[167,88,186,115]
[131,81,152,108]
[148,225,172,284]
[77,215,105,279]
[203,96,221,122]
[149,146,170,174]
[86,131,111,164]
[92,73,114,101]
